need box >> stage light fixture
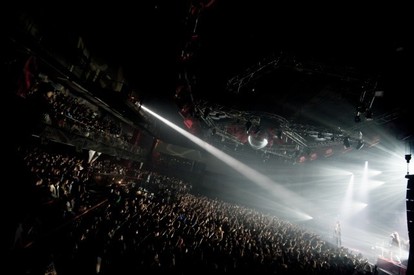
[248,135,268,150]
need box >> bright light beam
[141,105,311,220]
[340,174,354,219]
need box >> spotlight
[248,135,268,150]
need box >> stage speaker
[406,174,414,274]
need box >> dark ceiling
[10,3,412,152]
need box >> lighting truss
[226,52,365,94]
[226,54,281,93]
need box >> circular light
[248,135,268,150]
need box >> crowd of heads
[9,140,377,274]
